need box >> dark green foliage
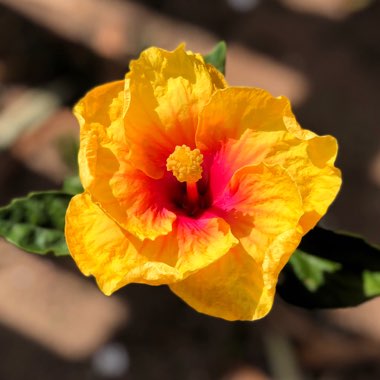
[278,227,380,308]
[0,191,72,256]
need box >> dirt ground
[1,1,380,379]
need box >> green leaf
[0,191,72,256]
[363,271,380,297]
[290,249,341,292]
[278,227,380,308]
[204,41,227,75]
[63,176,83,195]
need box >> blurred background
[0,0,380,379]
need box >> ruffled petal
[213,163,303,269]
[109,170,178,240]
[264,134,342,233]
[65,193,182,295]
[65,194,238,295]
[204,129,284,201]
[88,142,176,240]
[173,162,304,321]
[196,87,302,151]
[174,214,238,277]
[74,80,125,131]
[75,81,177,240]
[198,87,341,233]
[170,246,272,321]
[124,44,226,179]
[74,80,126,189]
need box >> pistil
[166,145,204,209]
[186,182,199,205]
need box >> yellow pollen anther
[166,145,203,183]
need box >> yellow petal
[197,87,341,233]
[174,215,238,277]
[125,44,226,178]
[214,163,303,267]
[75,80,177,240]
[170,246,272,321]
[88,144,176,240]
[264,134,342,233]
[74,80,125,128]
[205,128,284,201]
[109,168,178,240]
[171,163,304,321]
[65,193,181,295]
[196,87,304,151]
[74,80,126,189]
[65,194,238,295]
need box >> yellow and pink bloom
[65,45,341,321]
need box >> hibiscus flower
[65,44,341,321]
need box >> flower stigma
[166,145,204,207]
[166,145,203,183]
